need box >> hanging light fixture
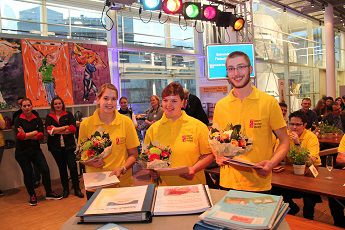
[162,0,183,15]
[202,5,218,22]
[141,0,161,11]
[183,2,201,20]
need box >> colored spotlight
[232,17,245,31]
[202,5,217,21]
[162,0,183,14]
[183,3,201,20]
[141,0,162,10]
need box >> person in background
[144,95,163,128]
[342,95,345,110]
[325,96,334,112]
[0,112,5,195]
[14,98,62,206]
[328,135,345,228]
[273,111,321,219]
[144,82,214,186]
[279,102,288,123]
[322,102,344,132]
[335,97,344,109]
[183,88,209,125]
[118,96,137,128]
[78,83,140,199]
[45,96,84,198]
[313,99,326,121]
[213,51,289,193]
[298,98,318,130]
[12,97,41,188]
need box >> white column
[324,4,336,98]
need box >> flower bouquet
[138,142,172,170]
[76,131,112,164]
[209,123,253,158]
[138,143,189,180]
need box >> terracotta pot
[293,164,306,175]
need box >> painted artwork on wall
[0,38,25,110]
[21,39,74,107]
[69,43,110,104]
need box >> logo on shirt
[182,135,193,142]
[249,119,262,128]
[115,137,126,145]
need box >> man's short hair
[279,102,287,108]
[226,51,251,66]
[302,98,311,102]
[342,95,345,99]
[289,111,307,124]
[326,96,334,101]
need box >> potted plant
[287,145,310,175]
[317,122,343,138]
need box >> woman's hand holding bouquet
[76,131,112,168]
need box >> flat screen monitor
[206,43,255,80]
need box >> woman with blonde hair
[78,83,140,199]
[144,95,163,128]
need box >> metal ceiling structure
[264,0,345,31]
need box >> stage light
[162,0,182,15]
[141,0,161,11]
[216,12,245,31]
[183,2,201,20]
[231,16,245,31]
[202,5,218,21]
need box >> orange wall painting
[21,39,74,107]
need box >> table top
[318,135,343,144]
[61,189,342,230]
[271,165,345,199]
[205,166,345,199]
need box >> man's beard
[228,75,251,89]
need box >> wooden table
[318,135,343,145]
[61,189,342,230]
[205,166,345,200]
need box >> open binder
[77,184,212,223]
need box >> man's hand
[254,160,274,177]
[289,131,300,145]
[179,167,195,180]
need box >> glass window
[46,6,69,37]
[121,79,168,113]
[170,24,194,50]
[0,0,42,34]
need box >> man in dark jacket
[183,89,209,125]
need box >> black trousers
[15,149,52,196]
[271,187,321,220]
[328,197,345,228]
[50,148,80,191]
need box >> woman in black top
[15,98,62,206]
[45,96,84,198]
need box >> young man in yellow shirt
[274,111,321,219]
[213,51,289,192]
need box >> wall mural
[0,38,25,109]
[21,39,74,107]
[69,43,110,104]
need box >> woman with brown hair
[15,98,62,205]
[45,96,83,198]
[144,82,214,186]
[313,99,326,121]
[78,83,140,199]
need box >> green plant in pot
[288,145,310,175]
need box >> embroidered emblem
[182,135,193,142]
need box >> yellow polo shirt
[144,111,211,186]
[0,114,4,147]
[213,86,286,191]
[338,135,345,153]
[78,109,140,187]
[289,129,321,166]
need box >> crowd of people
[0,51,344,228]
